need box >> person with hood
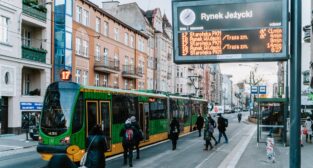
[47,154,77,168]
[195,113,204,137]
[120,119,135,167]
[304,116,313,143]
[170,117,180,150]
[85,124,108,168]
[130,116,143,159]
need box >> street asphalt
[1,112,311,168]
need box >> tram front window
[41,83,78,136]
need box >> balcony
[22,45,47,63]
[94,57,120,74]
[122,65,143,79]
[22,1,47,22]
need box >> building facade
[53,0,149,90]
[0,0,51,133]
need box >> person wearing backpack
[217,114,228,144]
[120,119,135,167]
[203,114,214,150]
[170,117,180,150]
[208,114,218,145]
[130,116,143,159]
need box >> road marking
[217,126,257,168]
[194,128,244,168]
[107,131,195,161]
[0,145,23,150]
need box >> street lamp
[239,64,259,116]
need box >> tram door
[86,101,111,149]
[100,101,111,150]
[139,103,150,140]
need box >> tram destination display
[172,0,288,64]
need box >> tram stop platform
[0,133,37,152]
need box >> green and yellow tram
[37,81,207,162]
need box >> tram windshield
[40,82,79,136]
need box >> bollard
[266,137,275,163]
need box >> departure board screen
[172,0,288,64]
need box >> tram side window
[170,99,179,118]
[72,94,83,133]
[150,99,166,119]
[112,95,128,124]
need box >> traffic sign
[251,86,258,94]
[259,86,267,94]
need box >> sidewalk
[0,133,37,152]
[236,124,313,168]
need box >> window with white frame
[82,9,89,26]
[0,16,8,43]
[96,17,100,33]
[83,71,88,85]
[104,21,109,36]
[125,56,129,65]
[124,32,128,45]
[103,74,108,87]
[22,28,31,47]
[83,40,88,57]
[103,48,108,58]
[114,76,118,87]
[95,73,99,86]
[124,80,128,89]
[75,38,81,55]
[180,84,183,93]
[75,69,81,83]
[130,82,133,90]
[76,6,82,23]
[130,35,134,48]
[95,45,100,61]
[114,28,119,41]
[176,84,179,93]
[114,53,119,67]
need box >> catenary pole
[290,0,301,167]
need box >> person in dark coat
[170,117,180,150]
[120,119,135,167]
[207,114,218,145]
[130,116,143,159]
[85,124,108,168]
[47,154,77,168]
[217,114,228,144]
[196,114,204,137]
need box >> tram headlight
[60,136,70,144]
[38,136,43,143]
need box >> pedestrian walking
[85,124,108,168]
[196,113,204,137]
[217,114,228,144]
[170,117,180,150]
[207,114,218,145]
[130,116,143,159]
[304,116,313,143]
[237,112,242,123]
[203,114,217,150]
[120,119,135,167]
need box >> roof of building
[81,0,148,39]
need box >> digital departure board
[172,0,288,64]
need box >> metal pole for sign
[290,0,301,167]
[249,71,252,116]
[284,61,289,146]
